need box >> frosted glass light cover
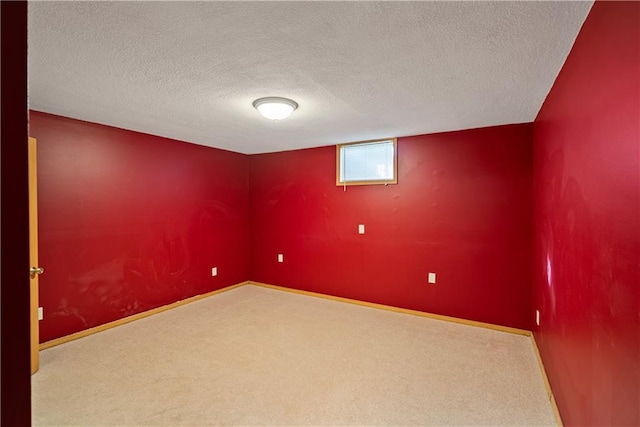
[253,97,298,121]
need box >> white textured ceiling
[28,1,592,154]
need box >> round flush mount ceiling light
[253,97,298,121]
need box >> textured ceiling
[28,1,592,154]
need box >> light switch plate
[536,310,540,326]
[278,254,284,263]
[38,307,43,321]
[358,224,365,234]
[211,267,217,276]
[428,272,436,284]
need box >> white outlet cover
[536,310,540,326]
[428,272,436,284]
[358,224,365,234]
[211,267,217,276]
[38,307,43,321]
[278,254,284,263]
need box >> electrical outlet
[536,310,540,326]
[38,307,43,321]
[358,224,365,234]
[428,272,436,284]
[211,267,217,277]
[278,254,284,263]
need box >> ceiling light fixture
[253,97,298,121]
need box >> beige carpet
[33,285,556,426]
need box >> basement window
[337,138,397,186]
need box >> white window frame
[336,138,398,186]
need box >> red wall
[533,2,640,425]
[250,124,533,330]
[30,111,250,342]
[33,112,534,340]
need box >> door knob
[30,267,44,277]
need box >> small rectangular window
[336,138,397,186]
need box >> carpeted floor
[33,285,556,426]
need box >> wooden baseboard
[41,279,531,344]
[531,333,564,426]
[248,281,531,336]
[39,281,249,350]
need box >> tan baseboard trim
[248,281,531,336]
[41,278,530,344]
[531,333,563,426]
[39,281,249,350]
